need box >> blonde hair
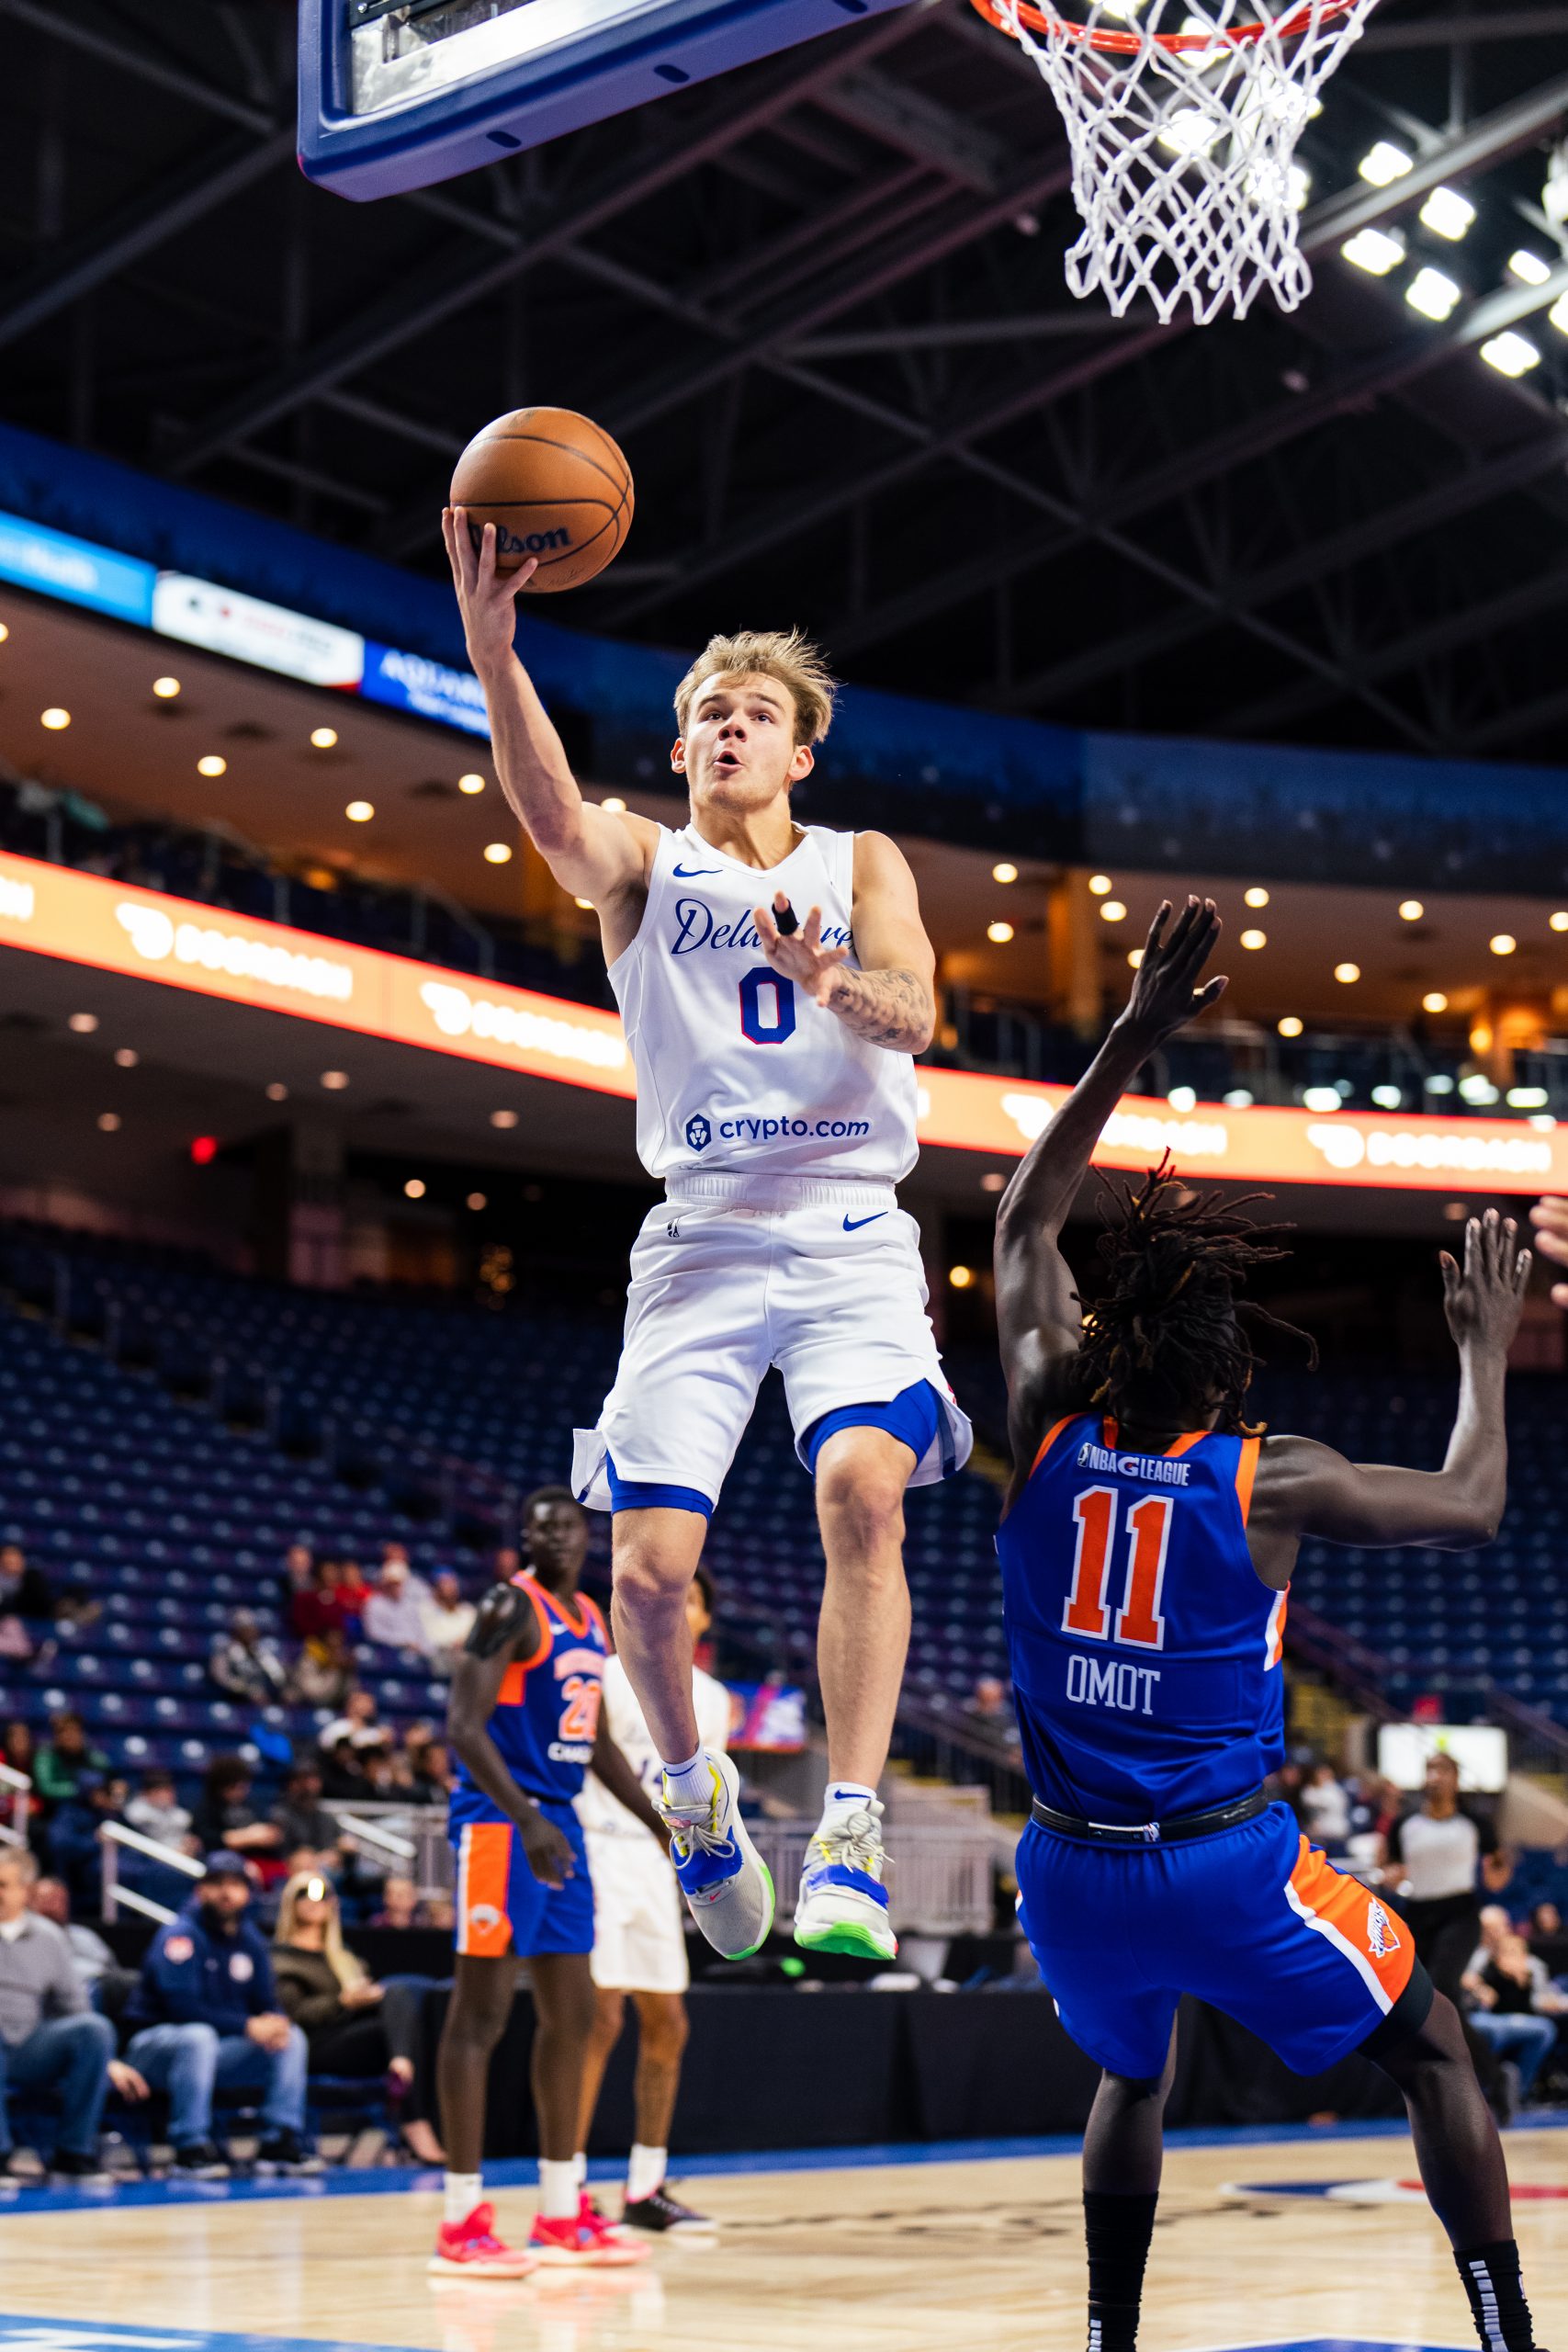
[275,1869,367,1993]
[674,628,836,748]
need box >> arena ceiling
[4,0,1568,766]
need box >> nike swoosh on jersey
[672,865,720,877]
[842,1212,888,1230]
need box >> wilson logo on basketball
[1366,1900,1401,1960]
[492,523,573,555]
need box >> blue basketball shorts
[1016,1800,1428,2081]
[452,1801,595,1960]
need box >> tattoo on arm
[825,967,933,1052]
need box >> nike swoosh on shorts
[842,1213,888,1231]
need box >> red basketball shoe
[428,2202,538,2278]
[527,2205,649,2267]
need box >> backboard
[299,0,908,200]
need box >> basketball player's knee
[591,1989,626,2048]
[612,1546,692,1626]
[637,1996,688,2064]
[816,1455,907,1558]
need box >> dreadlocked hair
[1075,1156,1317,1436]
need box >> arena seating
[4,1221,1566,1790]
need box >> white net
[988,0,1378,325]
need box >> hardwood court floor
[1,2128,1563,2352]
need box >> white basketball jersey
[577,1654,731,1842]
[606,822,920,1184]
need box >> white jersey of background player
[446,506,972,1965]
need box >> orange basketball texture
[450,408,633,593]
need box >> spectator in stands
[423,1572,474,1670]
[0,1847,144,2182]
[1463,1929,1568,2110]
[1300,1762,1352,1850]
[190,1758,283,1862]
[291,1558,351,1645]
[282,1544,315,1611]
[491,1544,520,1587]
[270,1763,341,1873]
[337,1558,371,1634]
[371,1876,424,1930]
[0,1724,40,1844]
[209,1611,289,1707]
[1528,1900,1568,1980]
[125,1769,195,1855]
[363,1558,434,1657]
[271,1871,444,2164]
[322,1688,380,1753]
[288,1625,354,1709]
[0,1543,53,1627]
[32,1713,108,1812]
[407,1735,453,1805]
[961,1674,1021,1749]
[29,1878,115,1991]
[124,1852,320,2179]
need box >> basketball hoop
[971,0,1378,324]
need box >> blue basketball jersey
[996,1414,1286,1825]
[449,1575,610,1826]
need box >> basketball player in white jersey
[572,1565,729,2231]
[445,509,972,1963]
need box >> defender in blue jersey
[433,1487,664,2277]
[993,898,1540,2352]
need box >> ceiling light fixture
[1551,293,1568,336]
[1168,1086,1197,1113]
[992,862,1019,884]
[1278,1015,1303,1038]
[1551,912,1568,933]
[457,773,486,795]
[1509,248,1553,286]
[1100,899,1127,922]
[265,1082,289,1102]
[1490,933,1517,956]
[113,1047,138,1069]
[467,1191,488,1211]
[1399,899,1425,922]
[197,754,227,776]
[1334,962,1360,983]
[1244,887,1269,909]
[1481,331,1541,378]
[1240,929,1267,951]
[987,921,1014,944]
[152,676,181,699]
[1359,140,1413,187]
[404,1178,426,1199]
[1342,226,1404,277]
[1418,185,1474,241]
[345,799,374,822]
[310,726,339,750]
[1406,266,1462,322]
[1423,991,1449,1013]
[67,1012,98,1034]
[40,707,70,730]
[980,1172,1006,1193]
[1127,949,1144,970]
[96,1112,121,1133]
[1088,874,1113,896]
[483,842,513,865]
[949,1265,975,1290]
[602,796,626,814]
[491,1108,518,1129]
[321,1069,350,1090]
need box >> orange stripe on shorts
[457,1822,515,1959]
[1286,1834,1413,2013]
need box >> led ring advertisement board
[3,852,1564,1196]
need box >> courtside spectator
[423,1572,474,1670]
[0,1544,52,1627]
[362,1558,434,1657]
[124,1852,319,2178]
[271,1871,444,2164]
[321,1689,380,1754]
[125,1770,195,1853]
[371,1876,423,1930]
[209,1611,288,1706]
[491,1544,521,1586]
[0,1848,143,2182]
[1464,1929,1568,2111]
[190,1758,283,1862]
[29,1878,115,1990]
[407,1735,453,1804]
[270,1763,341,1871]
[1528,1900,1568,1978]
[1301,1762,1352,1850]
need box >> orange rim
[970,0,1360,50]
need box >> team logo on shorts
[684,1114,712,1151]
[468,1903,503,1936]
[1365,1899,1401,1959]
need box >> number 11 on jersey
[1064,1487,1172,1650]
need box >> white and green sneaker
[793,1797,897,1962]
[658,1749,775,1961]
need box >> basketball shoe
[793,1795,897,1962]
[428,2203,538,2277]
[621,2182,714,2233]
[528,2206,649,2267]
[657,1749,774,1961]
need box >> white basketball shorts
[570,1170,972,1513]
[585,1827,691,1995]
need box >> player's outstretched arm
[1253,1211,1529,1555]
[753,831,935,1052]
[993,899,1225,1471]
[443,506,655,910]
[446,1586,574,1887]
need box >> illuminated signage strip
[3,851,1562,1197]
[0,504,490,737]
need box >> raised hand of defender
[1119,897,1227,1049]
[1440,1208,1530,1354]
[442,506,537,675]
[1529,1197,1568,1310]
[754,894,852,1007]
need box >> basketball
[449,407,633,593]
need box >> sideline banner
[3,852,1564,1196]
